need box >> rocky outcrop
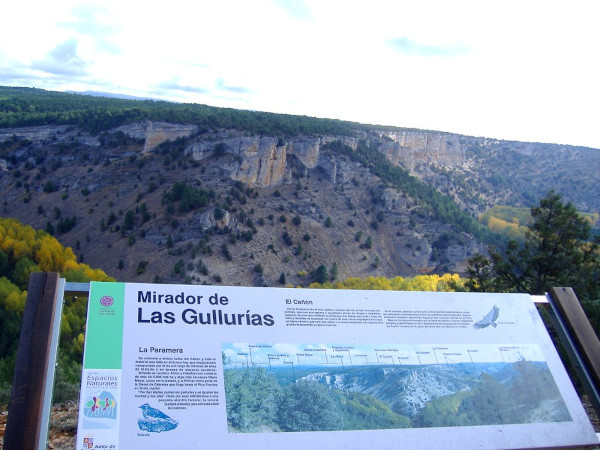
[116,121,197,152]
[188,136,288,187]
[287,136,359,168]
[0,125,71,144]
[230,137,287,187]
[187,134,361,187]
[194,208,233,230]
[286,137,322,168]
[0,125,100,147]
[377,131,466,170]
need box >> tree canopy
[466,191,600,332]
[0,217,114,391]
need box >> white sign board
[76,282,598,449]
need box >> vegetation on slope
[479,205,599,242]
[0,86,366,137]
[323,140,502,247]
[0,217,113,401]
[307,273,463,291]
[466,191,600,334]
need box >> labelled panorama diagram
[221,342,547,369]
[222,342,572,433]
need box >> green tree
[458,373,513,425]
[277,380,343,432]
[0,249,10,278]
[313,265,328,284]
[330,262,338,281]
[464,254,498,293]
[466,191,600,332]
[466,192,599,299]
[123,209,135,231]
[224,368,281,432]
[12,257,40,289]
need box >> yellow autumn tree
[308,274,464,292]
[0,217,115,389]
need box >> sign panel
[76,282,598,449]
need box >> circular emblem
[100,295,114,307]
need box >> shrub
[43,180,58,193]
[136,261,148,275]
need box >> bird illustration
[138,404,178,433]
[139,403,173,421]
[473,305,500,329]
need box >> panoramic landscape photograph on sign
[222,342,570,432]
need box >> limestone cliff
[228,137,287,187]
[376,130,466,170]
[0,118,597,286]
[183,132,359,187]
[114,121,197,152]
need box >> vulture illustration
[473,305,500,329]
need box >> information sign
[76,282,599,449]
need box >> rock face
[1,118,597,286]
[116,121,198,152]
[0,125,100,147]
[229,137,288,187]
[186,133,359,187]
[377,130,466,170]
[288,136,359,169]
[195,208,233,230]
[0,125,72,143]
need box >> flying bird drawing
[473,305,500,329]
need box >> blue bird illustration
[139,403,172,421]
[473,305,500,329]
[138,404,179,433]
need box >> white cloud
[1,0,599,148]
[387,38,470,57]
[30,38,88,77]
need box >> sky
[1,1,599,149]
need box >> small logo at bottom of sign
[82,435,94,449]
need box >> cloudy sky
[2,1,599,148]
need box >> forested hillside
[1,87,597,290]
[0,217,472,404]
[0,86,598,439]
[0,86,364,136]
[0,218,112,400]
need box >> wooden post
[548,287,600,417]
[4,272,61,450]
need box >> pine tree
[466,191,600,331]
[468,191,599,299]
